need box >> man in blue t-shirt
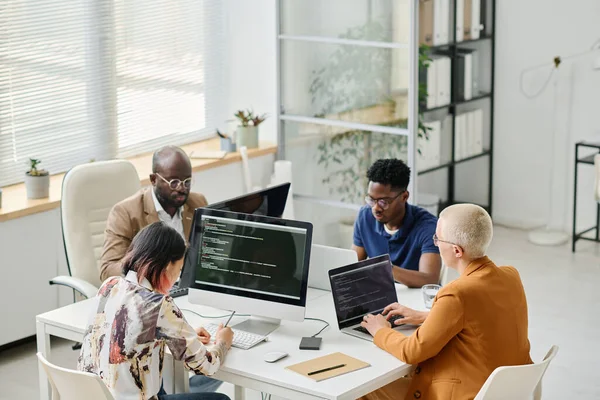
[352,159,441,288]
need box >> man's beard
[156,189,187,209]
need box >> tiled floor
[1,226,599,399]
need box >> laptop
[329,255,403,341]
[308,244,359,291]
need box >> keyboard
[169,286,188,298]
[353,314,405,335]
[203,323,267,350]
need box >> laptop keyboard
[353,314,405,335]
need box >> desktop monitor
[204,182,290,218]
[187,208,313,335]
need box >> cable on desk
[180,309,249,319]
[305,317,329,337]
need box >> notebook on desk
[286,352,370,382]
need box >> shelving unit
[420,92,491,113]
[417,0,496,215]
[572,141,600,252]
[419,149,491,175]
[274,1,420,248]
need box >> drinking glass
[422,284,441,309]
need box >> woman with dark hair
[78,222,233,400]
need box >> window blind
[115,0,227,157]
[0,0,227,187]
[0,0,108,186]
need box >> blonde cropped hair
[439,204,493,258]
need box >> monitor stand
[232,316,281,336]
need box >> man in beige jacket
[361,204,532,400]
[99,146,207,281]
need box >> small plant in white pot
[25,158,50,199]
[234,109,267,149]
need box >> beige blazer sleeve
[99,203,135,281]
[373,289,464,365]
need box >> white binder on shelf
[456,0,464,42]
[464,109,484,157]
[419,120,442,171]
[465,111,475,158]
[440,0,450,45]
[428,120,442,168]
[417,130,429,172]
[471,50,480,96]
[472,109,484,154]
[425,58,438,109]
[454,114,467,161]
[471,0,481,40]
[436,57,451,106]
[464,52,473,100]
[433,0,449,46]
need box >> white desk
[36,285,425,400]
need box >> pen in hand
[224,311,235,328]
[213,311,235,345]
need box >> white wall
[494,1,600,231]
[224,0,278,144]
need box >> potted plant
[25,158,50,199]
[234,109,267,149]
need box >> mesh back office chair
[49,160,141,298]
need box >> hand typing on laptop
[360,314,392,337]
[382,303,429,326]
[361,303,429,337]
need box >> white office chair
[474,345,559,400]
[50,160,141,298]
[37,352,114,400]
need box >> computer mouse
[263,351,288,363]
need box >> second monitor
[187,208,313,336]
[204,182,290,218]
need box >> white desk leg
[173,360,189,393]
[234,385,245,400]
[36,320,51,400]
[162,353,175,394]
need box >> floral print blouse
[78,271,227,400]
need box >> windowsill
[0,138,277,223]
